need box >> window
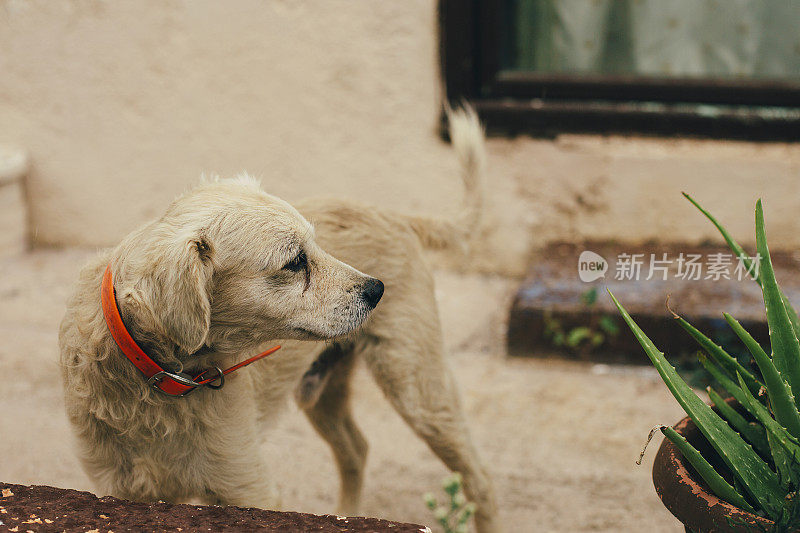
[440,0,800,140]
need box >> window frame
[439,0,800,140]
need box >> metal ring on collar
[201,366,225,390]
[146,370,199,389]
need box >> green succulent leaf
[683,193,757,279]
[735,372,800,484]
[660,425,755,513]
[735,371,800,449]
[610,291,784,518]
[766,429,796,491]
[672,313,762,398]
[724,312,800,440]
[700,354,772,426]
[755,200,800,403]
[684,192,800,341]
[707,387,769,456]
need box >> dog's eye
[283,251,307,272]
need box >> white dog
[59,106,499,532]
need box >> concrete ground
[0,249,684,532]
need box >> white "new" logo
[578,251,608,282]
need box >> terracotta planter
[652,411,774,532]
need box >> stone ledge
[0,482,430,532]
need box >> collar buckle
[147,370,199,395]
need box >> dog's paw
[294,371,331,409]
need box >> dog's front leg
[192,388,282,511]
[201,451,281,510]
[300,346,367,516]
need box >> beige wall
[2,1,799,276]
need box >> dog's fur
[59,107,498,532]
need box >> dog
[59,106,499,532]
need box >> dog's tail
[407,103,486,252]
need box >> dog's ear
[145,235,214,354]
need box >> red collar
[101,264,280,396]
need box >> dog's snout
[361,278,384,309]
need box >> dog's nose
[362,278,384,309]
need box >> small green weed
[543,287,620,357]
[423,473,476,533]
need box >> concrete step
[507,242,800,365]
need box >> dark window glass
[441,0,800,140]
[501,0,800,80]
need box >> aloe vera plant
[612,195,800,526]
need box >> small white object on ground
[0,145,29,258]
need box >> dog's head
[115,176,383,356]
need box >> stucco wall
[2,1,799,276]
